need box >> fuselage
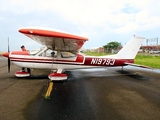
[7,47,134,71]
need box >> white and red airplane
[2,27,147,81]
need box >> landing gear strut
[121,66,123,71]
[44,81,54,99]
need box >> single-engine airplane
[2,27,147,81]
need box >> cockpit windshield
[29,48,42,55]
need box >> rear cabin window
[61,52,75,58]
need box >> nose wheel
[15,71,30,77]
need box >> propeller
[8,37,10,73]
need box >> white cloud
[1,0,160,50]
[1,0,160,29]
[112,21,138,33]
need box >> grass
[135,54,160,69]
[83,52,111,56]
[0,52,2,56]
[84,52,160,68]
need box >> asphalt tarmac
[0,57,160,120]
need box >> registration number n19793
[90,58,115,65]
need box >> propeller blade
[8,37,10,52]
[8,57,10,73]
[8,37,10,73]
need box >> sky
[0,0,160,51]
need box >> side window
[38,49,57,57]
[46,49,52,57]
[46,49,57,57]
[61,52,75,58]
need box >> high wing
[19,27,88,52]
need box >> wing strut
[52,38,55,50]
[62,38,66,46]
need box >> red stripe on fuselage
[10,53,85,64]
[10,57,84,64]
[76,54,84,63]
[10,56,134,67]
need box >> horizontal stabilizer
[125,63,154,69]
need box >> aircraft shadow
[116,69,150,80]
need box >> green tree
[103,41,122,53]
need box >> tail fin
[115,35,145,59]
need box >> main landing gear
[48,73,67,81]
[44,72,68,99]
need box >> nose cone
[2,52,9,58]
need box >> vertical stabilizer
[115,36,145,59]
